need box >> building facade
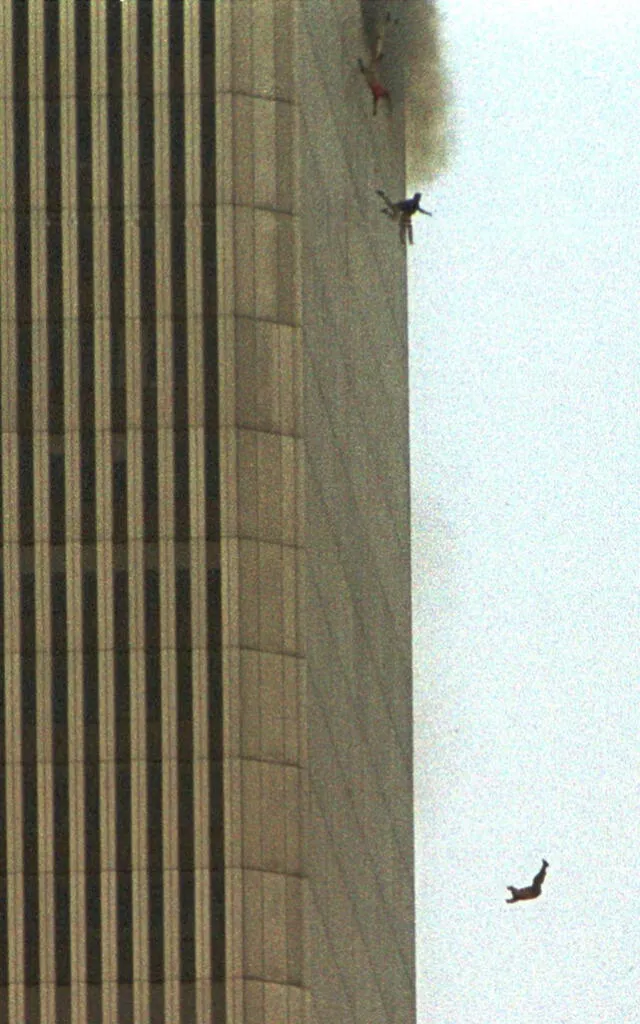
[0,2,415,1023]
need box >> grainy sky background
[409,1,640,1021]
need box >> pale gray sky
[410,2,640,1021]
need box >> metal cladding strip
[89,6,117,1021]
[29,1,55,1017]
[1,4,25,1020]
[59,6,89,1022]
[121,3,152,1021]
[152,3,180,1019]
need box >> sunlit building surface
[0,3,415,1022]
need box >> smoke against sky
[359,0,452,188]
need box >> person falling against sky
[505,859,549,904]
[358,11,394,115]
[377,189,433,245]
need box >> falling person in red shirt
[358,12,394,115]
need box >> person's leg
[377,190,395,214]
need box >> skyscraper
[0,3,415,1023]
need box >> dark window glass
[77,99,92,209]
[85,764,101,877]
[19,435,34,545]
[114,568,129,646]
[21,653,36,765]
[208,657,222,765]
[21,655,36,728]
[82,572,98,654]
[143,432,158,542]
[169,4,186,376]
[178,760,194,871]
[51,570,67,652]
[142,322,157,388]
[52,651,68,764]
[137,4,154,97]
[209,758,223,864]
[116,767,132,988]
[13,100,31,216]
[205,427,220,541]
[20,573,36,654]
[174,432,190,542]
[200,1,215,214]
[112,385,126,434]
[116,763,131,874]
[177,649,192,726]
[113,454,127,544]
[144,569,160,649]
[210,868,225,982]
[115,649,130,764]
[44,0,60,98]
[54,763,69,876]
[86,985,102,1023]
[181,982,196,1024]
[18,323,32,432]
[117,870,133,983]
[47,217,63,304]
[48,323,65,440]
[175,567,191,649]
[23,765,39,985]
[0,868,7,985]
[78,317,94,405]
[23,766,38,869]
[146,649,161,762]
[148,872,164,983]
[174,378,189,430]
[0,584,4,775]
[207,568,221,652]
[179,870,195,982]
[111,330,126,431]
[83,571,99,764]
[118,985,133,1023]
[147,762,163,873]
[107,0,125,466]
[109,184,125,354]
[55,873,70,985]
[12,2,29,99]
[86,870,102,985]
[81,433,96,542]
[75,6,92,210]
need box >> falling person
[505,859,549,904]
[358,12,394,115]
[377,189,433,245]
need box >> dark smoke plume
[360,0,453,188]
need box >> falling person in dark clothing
[505,859,549,903]
[377,189,432,245]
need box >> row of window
[0,868,225,986]
[0,569,221,648]
[0,429,220,546]
[0,982,226,1024]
